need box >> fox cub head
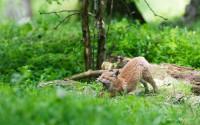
[96,70,120,89]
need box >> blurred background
[0,0,191,23]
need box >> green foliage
[1,17,200,85]
[0,83,200,125]
[46,0,64,4]
[107,19,200,67]
[0,17,83,84]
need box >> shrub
[107,19,200,67]
[1,18,200,84]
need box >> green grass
[0,82,199,125]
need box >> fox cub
[97,57,158,96]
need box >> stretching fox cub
[98,57,158,96]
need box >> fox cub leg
[140,79,149,93]
[142,68,158,93]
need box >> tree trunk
[91,0,145,22]
[5,0,32,23]
[96,0,106,69]
[22,0,32,18]
[81,0,93,70]
[184,0,200,24]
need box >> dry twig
[144,0,168,20]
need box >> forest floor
[1,77,200,125]
[1,63,197,125]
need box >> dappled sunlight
[136,0,190,22]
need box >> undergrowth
[0,83,199,125]
[1,18,200,84]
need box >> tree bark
[82,0,93,70]
[64,70,106,80]
[96,0,106,69]
[5,0,32,21]
[184,0,200,24]
[22,0,32,18]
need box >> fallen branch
[38,80,80,88]
[39,57,200,95]
[64,70,107,80]
[38,70,107,88]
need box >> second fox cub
[100,57,158,96]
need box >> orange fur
[102,57,158,96]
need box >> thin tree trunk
[22,0,32,18]
[82,0,92,70]
[5,0,32,22]
[184,0,200,24]
[96,0,106,69]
